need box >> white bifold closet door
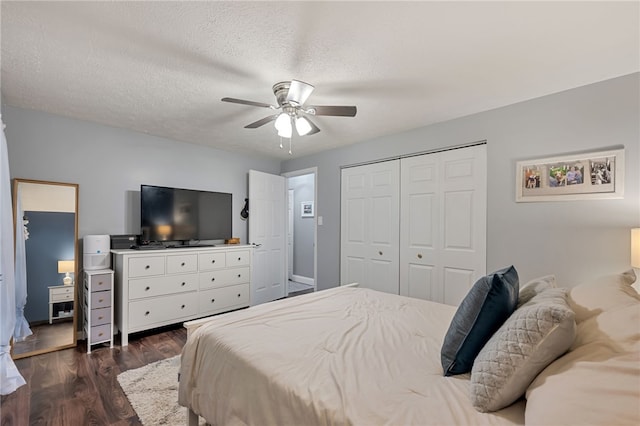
[340,160,400,294]
[400,144,487,306]
[340,144,487,305]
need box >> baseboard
[292,274,314,286]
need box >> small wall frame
[515,148,624,202]
[301,201,314,217]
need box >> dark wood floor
[1,325,186,426]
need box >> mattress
[178,286,525,425]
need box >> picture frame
[515,148,624,202]
[301,201,314,217]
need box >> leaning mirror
[11,179,79,359]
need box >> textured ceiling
[1,1,638,160]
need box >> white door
[287,189,294,282]
[249,170,286,305]
[341,160,400,294]
[400,145,487,305]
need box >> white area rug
[117,355,205,425]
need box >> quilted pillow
[517,275,556,308]
[441,265,519,376]
[469,287,575,412]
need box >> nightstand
[83,269,114,353]
[48,285,75,324]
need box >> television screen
[140,185,232,242]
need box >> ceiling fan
[221,80,357,143]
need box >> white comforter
[179,286,525,425]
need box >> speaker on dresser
[84,234,111,271]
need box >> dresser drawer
[129,292,199,329]
[89,273,112,292]
[89,324,112,344]
[199,267,250,290]
[167,254,198,274]
[199,284,250,315]
[128,274,198,300]
[198,252,226,270]
[226,250,250,267]
[128,256,165,278]
[51,286,74,299]
[90,307,111,326]
[91,290,111,309]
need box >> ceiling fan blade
[305,117,321,135]
[244,114,279,129]
[286,80,315,105]
[222,97,275,109]
[308,105,357,117]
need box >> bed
[178,270,640,426]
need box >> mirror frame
[11,178,79,359]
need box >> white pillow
[525,271,640,425]
[517,275,556,307]
[470,287,575,412]
[569,269,638,323]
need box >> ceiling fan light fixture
[295,116,312,136]
[275,113,292,138]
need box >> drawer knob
[211,277,215,282]
[98,281,103,285]
[98,299,104,303]
[237,274,241,278]
[237,293,241,298]
[145,311,150,316]
[145,265,150,269]
[237,257,241,261]
[417,253,423,259]
[379,251,383,256]
[98,316,103,320]
[181,304,185,309]
[145,286,150,291]
[181,282,185,286]
[211,298,215,303]
[98,333,104,337]
[211,259,216,263]
[181,262,185,266]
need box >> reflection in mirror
[11,179,78,359]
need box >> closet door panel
[400,155,439,298]
[442,267,475,306]
[341,161,399,294]
[401,144,486,305]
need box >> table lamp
[58,260,75,286]
[632,228,640,269]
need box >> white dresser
[112,245,252,346]
[83,269,114,353]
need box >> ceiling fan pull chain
[289,137,292,155]
[279,136,283,149]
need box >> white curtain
[14,194,32,342]
[0,112,26,395]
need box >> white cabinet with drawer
[113,245,253,346]
[83,269,114,353]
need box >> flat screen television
[140,184,232,243]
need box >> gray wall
[3,106,281,247]
[288,174,315,279]
[282,73,640,290]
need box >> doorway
[283,168,317,296]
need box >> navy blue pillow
[441,266,519,376]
